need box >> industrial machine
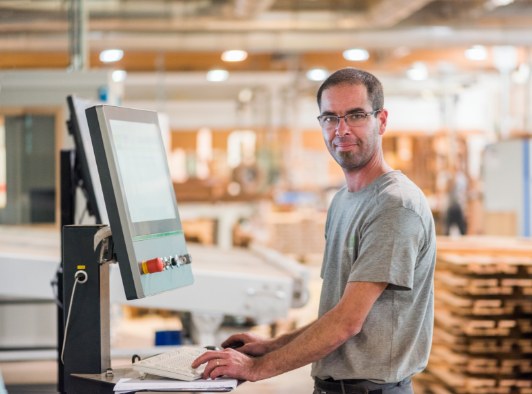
[0,99,309,393]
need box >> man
[193,68,436,394]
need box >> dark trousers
[445,201,467,235]
[313,377,413,394]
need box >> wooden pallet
[419,237,532,393]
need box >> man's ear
[378,109,388,136]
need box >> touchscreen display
[110,119,175,223]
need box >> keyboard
[133,346,207,381]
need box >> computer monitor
[66,95,109,224]
[86,105,194,300]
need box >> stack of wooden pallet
[265,210,326,261]
[417,236,532,393]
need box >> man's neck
[343,161,393,192]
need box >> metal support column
[62,225,111,394]
[69,0,88,71]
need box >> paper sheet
[114,377,238,393]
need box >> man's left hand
[192,348,261,382]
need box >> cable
[60,271,87,364]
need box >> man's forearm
[249,311,350,381]
[267,322,314,351]
[248,281,387,381]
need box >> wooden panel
[0,52,69,69]
[170,130,197,151]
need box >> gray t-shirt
[311,171,436,383]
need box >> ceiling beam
[2,26,532,53]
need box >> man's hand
[191,348,261,382]
[221,332,271,356]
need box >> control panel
[139,254,192,275]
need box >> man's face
[318,83,386,171]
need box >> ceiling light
[406,62,428,81]
[465,45,487,61]
[485,0,514,10]
[99,49,124,63]
[112,69,127,82]
[343,48,369,62]
[221,50,248,62]
[206,69,229,82]
[306,68,328,82]
[238,88,253,103]
[490,0,514,7]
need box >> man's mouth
[334,139,359,150]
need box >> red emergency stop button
[140,257,164,274]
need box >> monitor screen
[109,119,176,225]
[86,105,194,299]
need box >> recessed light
[206,69,229,82]
[112,69,127,82]
[465,45,487,61]
[306,68,328,81]
[221,50,248,62]
[406,63,428,81]
[343,48,369,62]
[99,49,124,63]
[490,0,514,7]
[238,88,253,103]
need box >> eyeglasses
[317,109,382,130]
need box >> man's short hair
[317,68,384,111]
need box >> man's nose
[335,117,350,136]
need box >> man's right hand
[221,333,272,357]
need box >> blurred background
[0,1,531,393]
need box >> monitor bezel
[86,104,191,299]
[66,95,108,224]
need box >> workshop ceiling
[1,0,532,74]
